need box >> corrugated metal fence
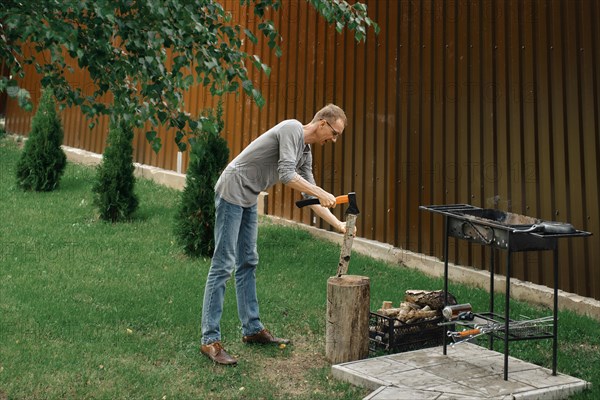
[5,0,600,301]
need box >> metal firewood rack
[420,204,592,380]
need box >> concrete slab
[332,343,591,400]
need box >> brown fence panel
[0,60,9,115]
[4,0,600,300]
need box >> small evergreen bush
[15,88,67,191]
[92,116,138,222]
[174,104,229,257]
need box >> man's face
[319,118,344,145]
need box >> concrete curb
[62,145,187,190]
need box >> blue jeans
[201,194,264,344]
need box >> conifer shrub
[92,117,138,222]
[174,104,229,257]
[15,88,67,191]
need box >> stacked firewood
[376,290,457,324]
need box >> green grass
[1,138,599,399]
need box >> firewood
[376,302,441,323]
[404,290,457,310]
[381,301,393,310]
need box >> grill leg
[552,248,559,375]
[489,248,495,350]
[504,250,511,381]
[443,216,449,356]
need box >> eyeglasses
[322,119,341,137]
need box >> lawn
[1,138,599,399]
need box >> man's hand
[337,221,357,235]
[319,192,337,208]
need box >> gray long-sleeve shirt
[214,119,316,207]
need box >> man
[200,104,350,365]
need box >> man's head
[311,104,347,145]
[312,104,347,127]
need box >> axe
[295,194,353,208]
[296,192,360,276]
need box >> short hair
[311,104,347,127]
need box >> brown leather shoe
[242,329,290,345]
[200,342,237,365]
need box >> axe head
[345,192,360,215]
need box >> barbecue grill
[420,204,592,380]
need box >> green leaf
[252,89,265,108]
[352,3,367,12]
[177,141,187,152]
[17,88,33,111]
[251,55,271,76]
[146,130,158,142]
[244,28,258,44]
[221,26,235,40]
[242,80,254,93]
[227,81,239,92]
[81,105,92,115]
[151,137,162,153]
[157,111,168,123]
[173,55,188,69]
[204,58,218,70]
[263,64,271,77]
[182,75,194,88]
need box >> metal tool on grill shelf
[442,303,473,321]
[447,316,555,346]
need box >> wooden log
[381,300,393,310]
[404,290,457,310]
[376,303,440,323]
[326,275,370,364]
[336,213,358,276]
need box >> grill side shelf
[419,204,481,216]
[529,230,592,239]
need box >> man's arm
[308,204,349,233]
[285,173,336,208]
[285,173,355,234]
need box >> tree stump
[326,275,370,364]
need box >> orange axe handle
[295,195,348,208]
[335,195,349,204]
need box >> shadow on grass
[57,175,91,193]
